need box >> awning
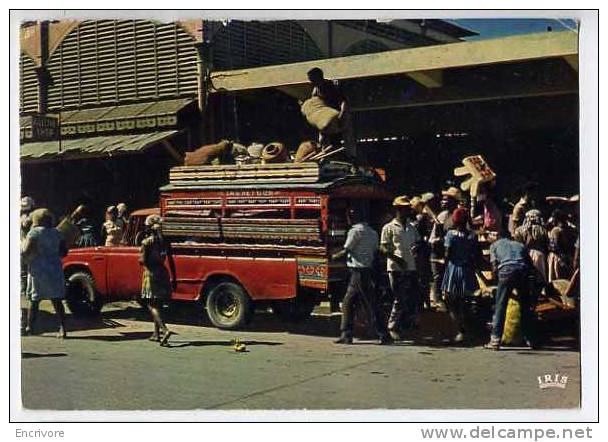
[20,130,178,163]
[20,98,196,141]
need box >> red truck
[62,162,393,329]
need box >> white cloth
[381,218,420,272]
[343,222,379,268]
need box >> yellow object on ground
[232,338,247,352]
[502,297,523,345]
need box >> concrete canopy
[209,31,578,107]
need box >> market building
[19,19,578,219]
[19,19,475,216]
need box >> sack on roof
[301,97,341,134]
[184,140,233,166]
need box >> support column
[194,20,215,145]
[36,21,50,114]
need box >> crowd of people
[19,198,174,342]
[332,182,580,351]
[19,177,579,350]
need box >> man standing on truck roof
[332,205,391,345]
[307,67,356,160]
[380,196,422,341]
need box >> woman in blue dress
[21,208,68,338]
[441,207,479,343]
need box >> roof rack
[167,161,353,188]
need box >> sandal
[159,330,174,347]
[483,338,500,351]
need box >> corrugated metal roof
[20,130,177,162]
[60,98,194,124]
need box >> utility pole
[194,20,215,145]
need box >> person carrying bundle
[302,67,355,159]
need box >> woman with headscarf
[547,209,574,282]
[514,209,548,284]
[139,214,177,347]
[441,207,480,343]
[21,208,68,337]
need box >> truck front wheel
[205,282,252,330]
[65,271,103,317]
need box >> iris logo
[537,373,568,389]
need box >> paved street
[20,302,580,410]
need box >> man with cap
[332,205,390,345]
[428,187,461,308]
[380,196,422,340]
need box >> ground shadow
[65,331,156,342]
[19,306,126,336]
[166,339,283,349]
[22,352,68,359]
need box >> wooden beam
[351,88,577,112]
[276,84,312,100]
[563,54,579,72]
[407,70,443,88]
[210,32,578,93]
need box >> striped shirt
[343,222,379,268]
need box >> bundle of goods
[454,155,497,197]
[168,162,352,188]
[294,141,320,163]
[56,205,86,248]
[261,142,289,164]
[301,97,341,134]
[184,140,234,166]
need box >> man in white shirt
[380,196,422,340]
[332,206,390,345]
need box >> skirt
[441,262,478,297]
[140,268,171,300]
[528,249,547,283]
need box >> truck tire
[65,271,103,317]
[205,282,252,330]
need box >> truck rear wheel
[205,282,252,330]
[65,271,103,317]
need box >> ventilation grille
[211,20,323,70]
[20,53,38,113]
[47,20,198,111]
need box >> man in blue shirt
[331,206,391,345]
[486,229,538,350]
